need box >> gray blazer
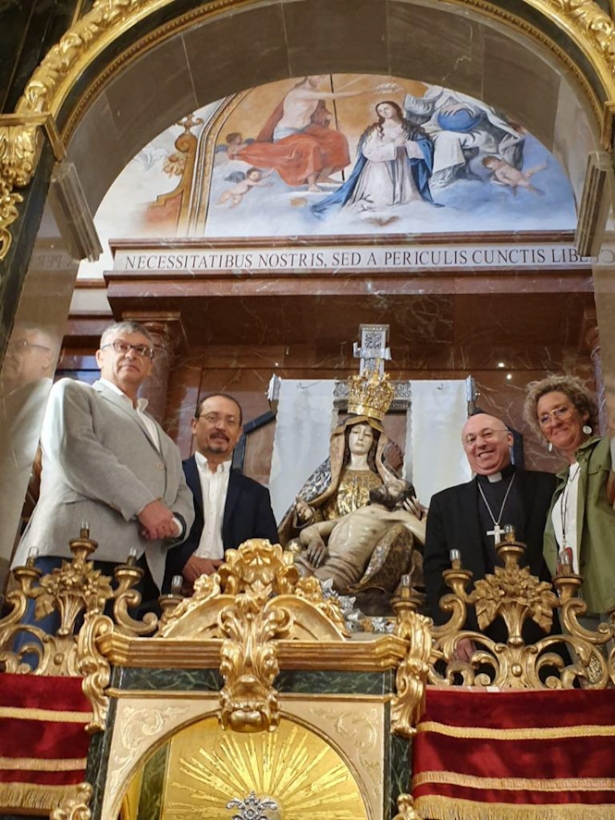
[13,378,195,589]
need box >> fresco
[80,74,577,276]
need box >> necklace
[477,472,516,545]
[560,463,581,548]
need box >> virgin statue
[278,369,400,545]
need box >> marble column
[582,316,607,435]
[122,312,184,425]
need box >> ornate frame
[0,0,615,262]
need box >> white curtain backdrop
[406,380,471,505]
[269,379,337,522]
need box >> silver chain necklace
[477,472,516,545]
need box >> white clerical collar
[195,451,232,475]
[99,378,149,412]
[487,472,502,483]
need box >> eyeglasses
[101,340,154,359]
[196,413,241,428]
[7,340,51,353]
[463,428,508,446]
[538,405,574,427]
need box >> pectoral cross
[486,523,503,545]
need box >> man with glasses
[12,321,195,606]
[423,412,556,660]
[165,393,278,593]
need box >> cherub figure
[217,167,273,208]
[482,155,546,195]
[224,131,251,159]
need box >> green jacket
[544,436,615,615]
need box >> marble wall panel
[104,35,199,167]
[482,27,560,150]
[183,5,290,108]
[163,345,593,481]
[67,93,128,216]
[387,3,483,96]
[283,0,388,76]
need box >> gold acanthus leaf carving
[219,593,294,733]
[471,564,559,636]
[219,539,299,601]
[390,611,432,739]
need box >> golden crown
[347,367,395,421]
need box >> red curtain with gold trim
[412,689,615,820]
[0,674,92,812]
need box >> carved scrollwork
[391,607,432,739]
[49,782,93,820]
[219,593,294,733]
[428,528,615,690]
[393,793,423,820]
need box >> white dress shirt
[99,378,160,451]
[194,452,231,560]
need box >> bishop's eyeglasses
[101,340,155,359]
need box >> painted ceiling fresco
[81,74,577,276]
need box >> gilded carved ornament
[428,527,615,689]
[49,783,93,820]
[0,527,159,732]
[0,0,615,261]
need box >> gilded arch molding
[1,0,615,262]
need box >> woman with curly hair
[524,374,615,618]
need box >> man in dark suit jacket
[424,412,556,660]
[165,393,278,592]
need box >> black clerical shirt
[477,463,525,572]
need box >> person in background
[167,394,278,594]
[423,412,556,661]
[11,320,194,608]
[524,375,615,622]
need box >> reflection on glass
[0,197,82,591]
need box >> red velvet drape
[412,688,615,819]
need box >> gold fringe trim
[0,781,86,811]
[418,720,615,740]
[0,756,87,771]
[0,706,91,723]
[415,795,615,820]
[413,771,615,792]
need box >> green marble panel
[111,666,223,692]
[276,669,396,695]
[86,697,118,820]
[136,744,168,820]
[382,703,411,819]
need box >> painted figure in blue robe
[312,101,436,218]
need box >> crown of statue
[347,367,394,421]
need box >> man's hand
[138,499,177,540]
[454,637,476,663]
[305,533,328,568]
[182,555,222,593]
[295,498,315,524]
[403,496,424,520]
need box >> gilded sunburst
[160,716,368,819]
